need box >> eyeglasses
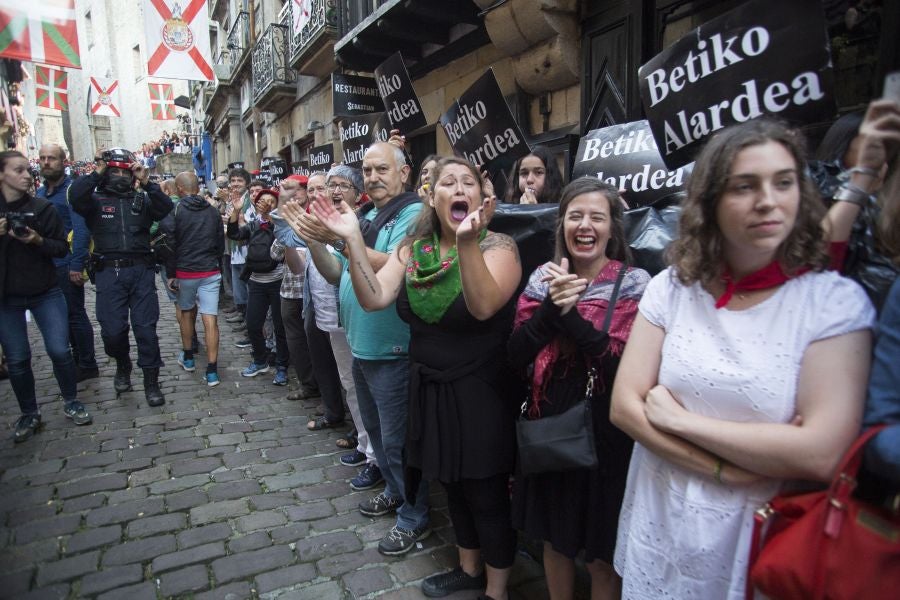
[326,182,355,192]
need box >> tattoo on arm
[480,233,521,263]
[357,262,377,294]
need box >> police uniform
[68,149,173,406]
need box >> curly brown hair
[667,119,828,286]
[554,177,631,265]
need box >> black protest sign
[332,74,385,117]
[262,157,288,187]
[374,52,427,134]
[308,143,334,172]
[572,120,692,208]
[439,69,530,180]
[339,112,389,168]
[227,162,244,170]
[639,0,834,169]
[292,160,310,177]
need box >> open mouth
[573,235,596,249]
[450,200,470,222]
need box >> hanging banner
[292,0,312,36]
[35,65,68,111]
[374,52,427,134]
[0,0,81,69]
[308,143,334,172]
[89,77,121,117]
[149,82,176,120]
[332,73,384,117]
[439,69,530,180]
[143,0,214,82]
[572,120,692,208]
[339,112,390,168]
[639,0,834,169]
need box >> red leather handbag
[747,425,900,600]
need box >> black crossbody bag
[516,264,628,476]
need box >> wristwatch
[331,239,347,254]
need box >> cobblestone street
[0,284,548,599]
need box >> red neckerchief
[715,261,809,309]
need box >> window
[132,45,143,82]
[85,11,94,48]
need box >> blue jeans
[246,279,288,367]
[0,287,78,414]
[56,265,98,369]
[231,263,248,306]
[353,357,429,531]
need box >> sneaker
[377,523,432,556]
[225,313,244,323]
[234,338,252,348]
[272,367,288,386]
[350,463,384,491]
[63,401,93,426]
[178,352,196,372]
[340,449,367,467]
[205,372,221,387]
[13,414,41,443]
[422,566,487,598]
[358,491,402,517]
[241,361,271,377]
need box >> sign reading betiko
[307,143,334,172]
[339,112,390,168]
[332,73,385,117]
[374,52,427,134]
[439,69,529,180]
[639,0,834,169]
[573,120,692,208]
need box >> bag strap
[600,262,629,333]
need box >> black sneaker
[63,401,93,426]
[234,338,251,348]
[358,491,403,517]
[377,523,432,556]
[422,566,487,598]
[13,414,42,443]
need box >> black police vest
[90,190,154,255]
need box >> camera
[1,211,35,236]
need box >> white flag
[293,0,312,36]
[143,0,213,82]
[88,76,121,117]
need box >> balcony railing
[288,0,338,63]
[219,11,251,67]
[252,22,297,110]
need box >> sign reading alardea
[572,120,692,208]
[638,0,834,168]
[339,113,390,168]
[374,52,427,134]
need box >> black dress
[507,296,634,563]
[397,285,519,487]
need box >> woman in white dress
[610,119,876,599]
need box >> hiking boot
[358,491,402,517]
[377,524,432,556]
[350,463,384,491]
[113,358,132,393]
[13,414,41,443]
[422,567,487,598]
[143,368,166,407]
[63,401,93,426]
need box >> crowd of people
[1,96,898,599]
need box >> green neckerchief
[405,230,486,324]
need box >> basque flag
[35,65,68,110]
[0,0,81,69]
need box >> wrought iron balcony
[286,0,338,76]
[252,21,297,113]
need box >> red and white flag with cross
[89,76,121,117]
[144,0,213,82]
[35,65,68,110]
[293,0,313,36]
[149,82,175,120]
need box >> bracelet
[713,458,724,484]
[833,182,872,207]
[847,166,879,179]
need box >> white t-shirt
[614,267,875,600]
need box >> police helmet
[101,148,136,170]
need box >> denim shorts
[177,273,221,314]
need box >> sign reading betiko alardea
[573,120,692,208]
[307,143,334,172]
[439,69,530,180]
[374,52,427,134]
[639,0,834,169]
[339,112,390,168]
[332,74,385,117]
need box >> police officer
[69,148,173,406]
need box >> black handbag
[515,263,628,476]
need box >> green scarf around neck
[405,230,486,324]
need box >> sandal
[336,428,358,449]
[307,416,345,431]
